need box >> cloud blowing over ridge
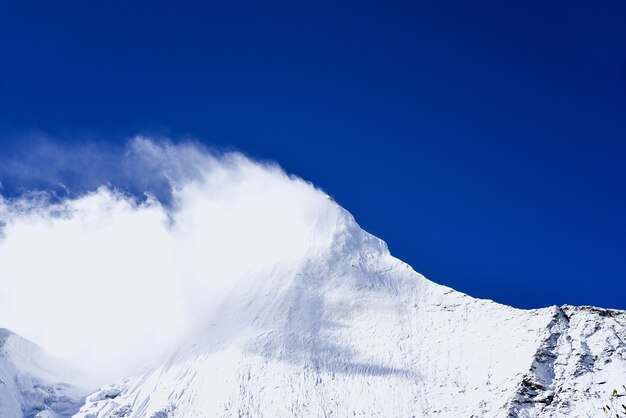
[0,137,341,385]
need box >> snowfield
[2,206,623,417]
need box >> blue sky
[0,0,625,309]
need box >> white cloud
[0,137,340,385]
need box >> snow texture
[72,208,625,418]
[0,329,89,417]
[2,205,625,418]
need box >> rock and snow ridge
[0,328,88,418]
[2,206,625,417]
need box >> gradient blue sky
[1,1,625,309]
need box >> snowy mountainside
[0,328,89,418]
[507,305,626,417]
[72,208,626,418]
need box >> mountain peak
[0,147,623,417]
[2,205,625,417]
[70,210,626,417]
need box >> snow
[0,328,90,418]
[70,207,626,417]
[0,148,624,417]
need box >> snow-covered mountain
[31,205,624,417]
[2,199,625,417]
[0,328,89,418]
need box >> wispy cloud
[0,137,341,385]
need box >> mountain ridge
[2,205,625,417]
[0,327,88,418]
[72,207,626,417]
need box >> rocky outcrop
[507,306,626,417]
[0,329,89,418]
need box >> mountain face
[3,207,625,417]
[0,329,88,418]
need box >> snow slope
[68,207,626,418]
[0,328,90,418]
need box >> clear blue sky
[1,1,625,309]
